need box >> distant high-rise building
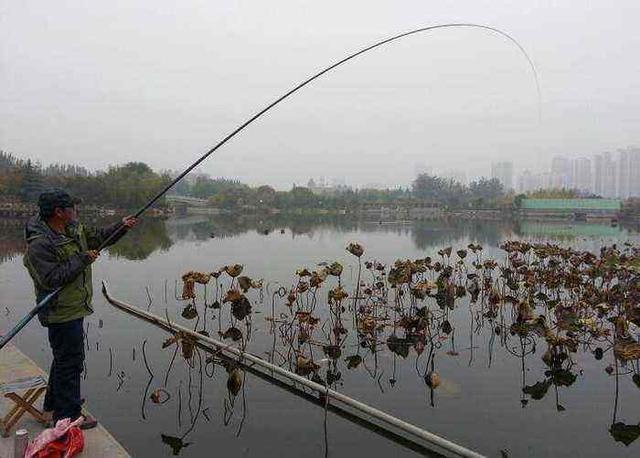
[626,147,640,197]
[618,149,630,198]
[518,169,542,193]
[602,152,617,197]
[491,161,514,192]
[594,154,604,196]
[551,156,572,188]
[573,157,592,194]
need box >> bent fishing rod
[0,23,540,350]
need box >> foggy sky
[1,1,639,189]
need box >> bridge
[165,195,210,207]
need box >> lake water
[1,215,639,457]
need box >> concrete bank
[0,344,129,458]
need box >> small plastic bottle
[14,428,29,458]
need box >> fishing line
[0,23,540,351]
[131,23,540,221]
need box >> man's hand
[122,216,138,229]
[85,250,100,263]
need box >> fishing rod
[0,23,539,351]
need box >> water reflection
[107,219,173,260]
[0,220,25,263]
[1,215,637,265]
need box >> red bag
[34,427,84,458]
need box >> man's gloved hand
[122,216,138,229]
[85,250,100,263]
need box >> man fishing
[23,189,137,428]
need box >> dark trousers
[43,318,84,423]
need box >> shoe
[79,414,98,430]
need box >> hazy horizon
[2,1,639,189]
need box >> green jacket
[23,216,125,326]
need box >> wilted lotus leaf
[161,434,191,456]
[488,287,501,306]
[181,304,198,320]
[227,368,243,396]
[345,355,363,369]
[224,264,244,278]
[182,270,210,285]
[150,388,170,404]
[296,355,320,376]
[614,339,640,361]
[346,242,364,258]
[296,268,311,277]
[467,281,480,303]
[388,266,410,286]
[411,280,435,299]
[483,259,498,270]
[628,306,640,327]
[310,271,326,288]
[181,334,195,360]
[523,379,551,400]
[220,327,243,341]
[609,422,640,446]
[238,276,252,292]
[231,296,252,320]
[438,247,452,257]
[322,345,341,360]
[387,335,410,358]
[181,279,195,300]
[328,286,348,303]
[295,311,319,325]
[547,368,577,387]
[357,315,376,334]
[328,262,343,277]
[517,300,534,322]
[425,371,441,389]
[223,289,243,304]
[162,335,179,349]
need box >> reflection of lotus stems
[177,380,182,428]
[108,347,113,377]
[145,286,153,310]
[141,339,154,420]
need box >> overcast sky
[1,1,639,188]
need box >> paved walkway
[0,344,129,458]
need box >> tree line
[11,149,615,212]
[1,151,171,209]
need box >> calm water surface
[1,215,639,457]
